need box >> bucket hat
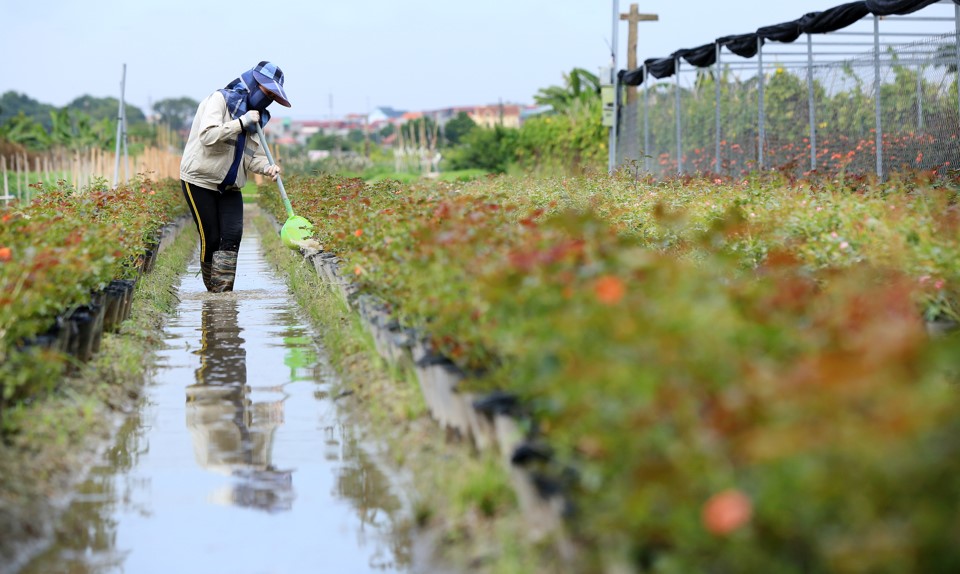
[252,61,291,107]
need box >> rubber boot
[200,261,215,292]
[210,251,238,293]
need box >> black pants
[181,181,243,264]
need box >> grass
[2,170,72,184]
[253,210,570,573]
[1,171,77,203]
[240,181,259,204]
[0,221,198,570]
[363,171,422,184]
[437,168,491,182]
[254,212,427,424]
[361,169,491,184]
[326,166,491,185]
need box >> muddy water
[21,223,415,573]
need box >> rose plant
[260,172,960,571]
[654,132,957,180]
[0,176,185,423]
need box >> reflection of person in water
[185,298,294,513]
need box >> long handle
[255,122,295,219]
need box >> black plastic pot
[102,282,125,333]
[45,315,76,356]
[144,239,160,273]
[90,289,106,308]
[68,306,97,363]
[89,290,106,353]
[18,332,58,352]
[118,279,137,323]
[142,248,156,274]
[63,314,81,361]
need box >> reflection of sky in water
[20,228,412,574]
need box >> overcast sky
[2,1,956,119]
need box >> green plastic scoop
[255,123,314,249]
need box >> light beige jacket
[179,92,271,191]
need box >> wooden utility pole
[620,3,659,104]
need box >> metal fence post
[874,15,883,179]
[113,63,126,187]
[676,56,683,175]
[955,3,960,122]
[644,64,651,173]
[715,43,722,175]
[1,156,7,206]
[917,64,924,132]
[808,33,817,172]
[609,0,620,175]
[758,37,766,171]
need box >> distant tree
[0,112,48,150]
[46,108,113,150]
[346,129,365,147]
[153,96,199,131]
[307,129,368,153]
[379,123,396,138]
[0,92,171,150]
[47,109,74,148]
[447,125,518,173]
[0,91,56,130]
[67,95,146,124]
[73,113,114,149]
[443,112,476,146]
[307,131,348,151]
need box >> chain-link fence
[617,1,960,178]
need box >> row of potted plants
[651,131,958,178]
[0,177,186,426]
[259,172,960,571]
[478,169,960,323]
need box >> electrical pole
[364,96,371,158]
[620,3,659,105]
[113,64,126,187]
[609,0,620,174]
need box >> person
[180,61,291,292]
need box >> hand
[240,110,260,131]
[265,164,281,181]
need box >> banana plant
[534,68,601,114]
[0,112,48,150]
[46,108,74,149]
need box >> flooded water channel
[21,221,417,573]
